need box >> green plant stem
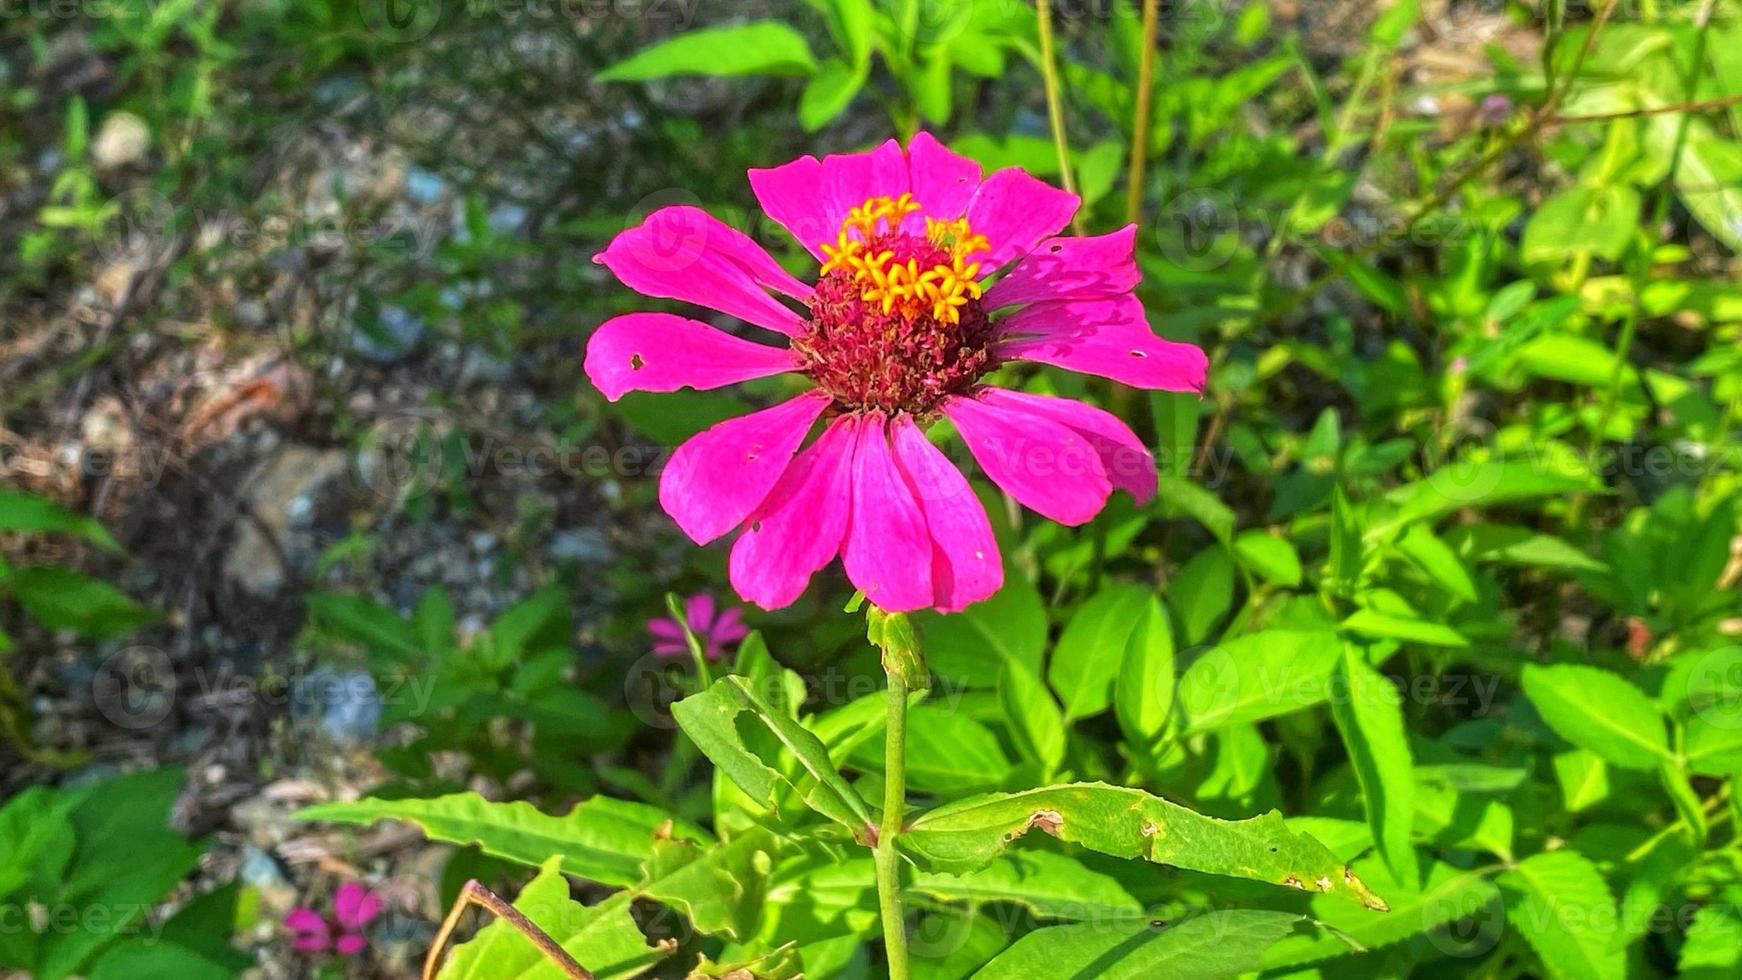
[1124,0,1160,227]
[1033,0,1084,234]
[874,668,912,980]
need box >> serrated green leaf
[296,792,701,887]
[1497,850,1624,980]
[1521,664,1670,771]
[1680,902,1742,978]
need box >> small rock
[349,305,424,365]
[549,528,610,565]
[92,112,150,169]
[240,844,298,912]
[225,445,348,596]
[292,668,382,744]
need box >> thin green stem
[1034,0,1084,234]
[875,669,912,980]
[1124,0,1160,227]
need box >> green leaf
[1261,855,1502,969]
[1329,651,1418,889]
[918,569,1047,689]
[305,592,420,661]
[798,59,866,130]
[1048,583,1151,721]
[1176,630,1343,734]
[1521,664,1670,771]
[633,827,783,941]
[296,792,700,887]
[10,566,156,639]
[1169,546,1235,646]
[596,23,818,82]
[1373,461,1599,539]
[437,858,667,980]
[32,770,205,980]
[1552,750,1610,812]
[1683,712,1742,776]
[1497,850,1625,980]
[1395,524,1477,602]
[1155,474,1234,546]
[911,850,1142,921]
[1114,598,1175,746]
[894,706,1012,794]
[672,674,877,837]
[901,782,1388,910]
[1522,184,1640,264]
[87,883,252,980]
[1680,903,1742,978]
[972,909,1305,979]
[1445,523,1607,573]
[1328,487,1364,590]
[1341,608,1469,648]
[1232,531,1302,587]
[1674,126,1742,252]
[0,490,118,549]
[0,786,80,899]
[1000,660,1065,774]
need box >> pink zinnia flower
[649,592,747,660]
[286,881,381,956]
[585,132,1206,613]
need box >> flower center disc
[795,195,996,417]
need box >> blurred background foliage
[2,0,1742,977]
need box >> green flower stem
[1033,0,1084,235]
[1124,0,1160,227]
[874,667,911,980]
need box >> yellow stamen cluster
[818,194,990,324]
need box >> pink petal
[749,140,908,261]
[585,313,795,401]
[652,640,689,657]
[334,883,382,930]
[890,417,1003,612]
[975,388,1156,504]
[942,394,1112,526]
[729,416,858,610]
[711,607,748,643]
[335,933,368,956]
[684,593,717,633]
[647,618,685,641]
[285,908,328,936]
[595,206,809,336]
[904,131,982,229]
[842,415,935,612]
[660,391,830,545]
[984,225,1140,310]
[293,932,332,953]
[995,295,1208,393]
[965,168,1080,270]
